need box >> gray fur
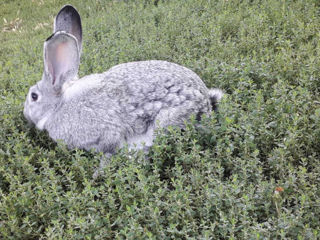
[24,5,223,161]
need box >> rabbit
[23,5,223,174]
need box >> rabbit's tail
[208,88,223,111]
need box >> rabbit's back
[103,60,212,128]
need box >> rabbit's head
[24,5,82,129]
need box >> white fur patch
[208,88,224,102]
[62,74,104,101]
[36,112,51,130]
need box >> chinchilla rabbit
[24,5,223,173]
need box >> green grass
[1,0,320,239]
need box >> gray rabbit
[24,5,223,172]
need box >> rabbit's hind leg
[127,126,154,152]
[154,104,203,130]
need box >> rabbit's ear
[54,5,82,53]
[44,32,80,93]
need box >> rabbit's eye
[31,92,38,101]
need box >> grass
[1,0,320,239]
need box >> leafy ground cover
[1,0,320,239]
